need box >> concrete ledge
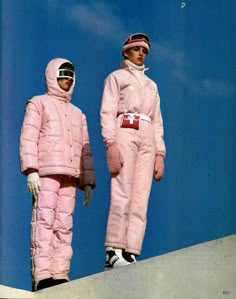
[0,284,33,298]
[1,235,235,299]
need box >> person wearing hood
[100,33,166,269]
[19,58,96,291]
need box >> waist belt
[120,112,152,123]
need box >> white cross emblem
[128,114,135,124]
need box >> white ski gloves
[27,172,41,198]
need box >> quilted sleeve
[19,100,42,174]
[78,113,96,190]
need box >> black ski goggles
[124,33,151,47]
[57,69,74,80]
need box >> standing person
[20,58,96,291]
[100,33,166,269]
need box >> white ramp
[0,284,33,298]
[1,235,235,299]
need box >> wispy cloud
[201,79,236,97]
[152,42,185,67]
[172,69,236,97]
[157,41,236,98]
[48,1,185,66]
[47,1,235,98]
[65,4,186,68]
[64,3,126,42]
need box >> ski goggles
[57,69,74,80]
[124,33,150,47]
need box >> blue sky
[0,0,236,291]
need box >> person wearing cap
[19,58,96,290]
[100,33,166,269]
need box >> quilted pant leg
[31,175,77,285]
[31,176,60,284]
[51,176,77,280]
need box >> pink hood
[45,58,76,102]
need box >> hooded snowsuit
[100,60,166,255]
[20,58,96,286]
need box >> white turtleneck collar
[124,59,145,72]
[124,59,147,85]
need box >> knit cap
[122,33,151,54]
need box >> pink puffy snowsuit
[19,58,96,285]
[100,60,166,255]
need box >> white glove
[27,172,41,198]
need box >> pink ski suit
[100,60,166,255]
[19,58,96,285]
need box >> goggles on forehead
[57,69,74,80]
[124,33,151,47]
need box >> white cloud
[152,42,185,67]
[202,79,236,97]
[47,1,186,68]
[171,69,188,82]
[64,3,126,42]
[151,42,235,98]
[172,70,236,97]
[46,1,235,98]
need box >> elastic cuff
[156,152,165,158]
[23,168,38,175]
